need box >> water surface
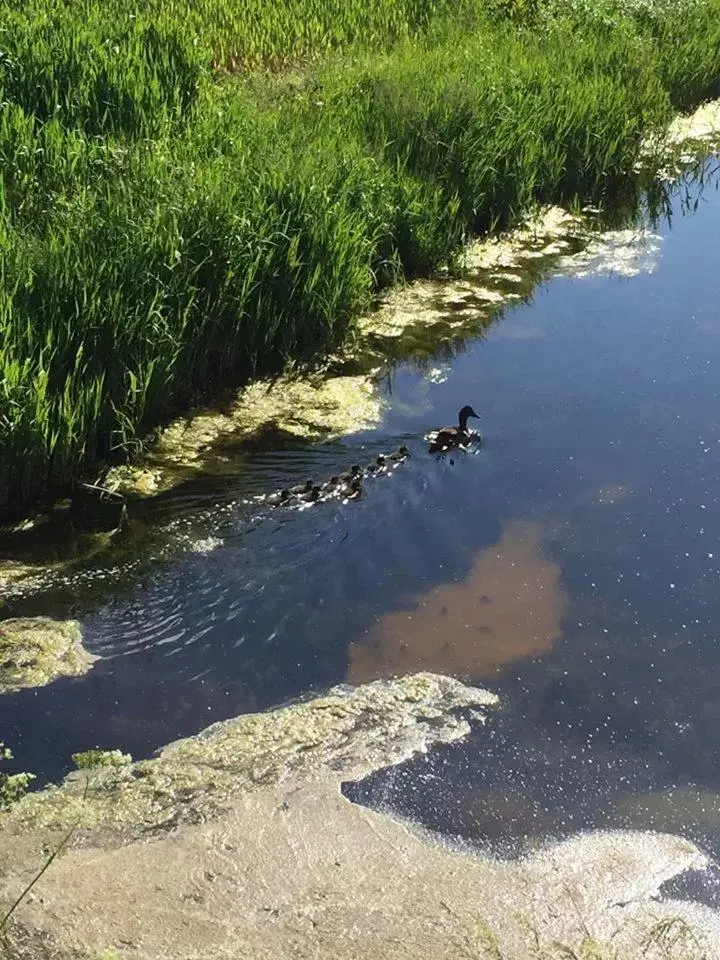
[3,159,720,870]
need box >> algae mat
[0,618,97,695]
[1,673,718,959]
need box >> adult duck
[428,405,480,453]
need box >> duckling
[297,484,322,503]
[343,478,363,501]
[338,464,362,483]
[428,405,480,453]
[366,454,387,474]
[289,479,315,495]
[322,475,341,492]
[386,445,411,462]
[267,487,292,505]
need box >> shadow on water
[3,158,720,877]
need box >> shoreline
[2,0,720,516]
[1,673,718,959]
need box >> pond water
[3,158,720,872]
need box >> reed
[1,0,719,514]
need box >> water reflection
[348,520,566,683]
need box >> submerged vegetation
[0,0,719,515]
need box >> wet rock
[0,618,98,694]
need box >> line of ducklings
[256,445,411,509]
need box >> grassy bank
[1,0,719,516]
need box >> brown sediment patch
[347,520,566,684]
[612,787,720,836]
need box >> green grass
[0,0,719,515]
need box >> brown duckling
[387,445,411,462]
[266,487,292,505]
[297,484,322,503]
[322,475,341,492]
[367,454,387,474]
[289,479,315,495]
[428,406,480,453]
[338,464,362,483]
[343,478,363,501]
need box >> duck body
[339,464,362,483]
[343,478,363,501]
[428,405,480,453]
[289,479,315,495]
[367,454,387,474]
[297,484,322,503]
[388,445,410,461]
[322,475,341,492]
[266,487,292,505]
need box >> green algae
[642,99,720,180]
[105,372,384,498]
[71,751,133,771]
[0,619,98,695]
[0,745,35,812]
[4,673,497,838]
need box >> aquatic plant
[0,744,34,811]
[0,0,719,514]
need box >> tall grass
[0,0,719,515]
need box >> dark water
[3,159,720,869]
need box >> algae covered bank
[1,0,720,512]
[2,675,720,959]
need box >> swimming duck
[289,479,315,495]
[343,478,363,501]
[367,454,387,474]
[428,406,480,453]
[339,464,362,483]
[298,484,322,503]
[387,445,411,462]
[267,487,292,505]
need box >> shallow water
[3,159,720,870]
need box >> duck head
[458,405,480,429]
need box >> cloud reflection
[348,520,566,683]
